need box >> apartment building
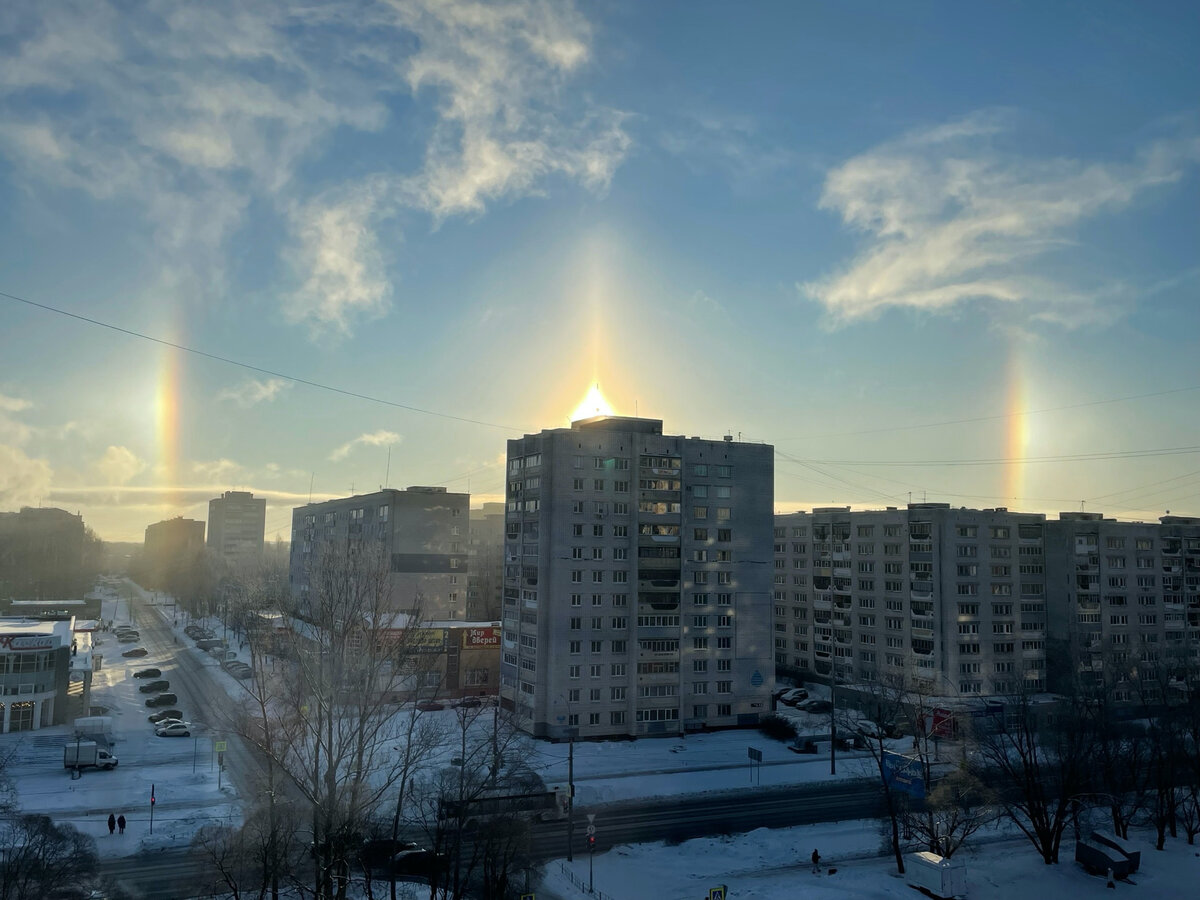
[1045,513,1200,698]
[207,490,266,567]
[289,487,469,620]
[772,504,1048,697]
[500,416,774,739]
[467,503,505,621]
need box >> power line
[773,384,1200,443]
[0,288,527,433]
[803,445,1200,468]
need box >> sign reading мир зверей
[462,627,500,648]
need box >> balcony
[813,596,832,611]
[910,530,932,542]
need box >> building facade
[289,487,470,619]
[1045,513,1200,698]
[144,517,206,561]
[501,416,775,739]
[773,504,1048,697]
[0,507,91,600]
[467,503,505,621]
[0,618,76,732]
[207,491,267,567]
[773,504,1200,700]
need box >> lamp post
[557,695,577,862]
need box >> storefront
[0,619,74,732]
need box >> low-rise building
[0,618,79,732]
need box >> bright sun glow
[570,383,614,422]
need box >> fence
[559,861,616,900]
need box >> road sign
[747,747,762,763]
[214,740,228,752]
[586,824,596,836]
[520,894,535,900]
[587,813,596,824]
[708,885,727,900]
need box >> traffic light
[587,835,596,852]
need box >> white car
[855,720,885,739]
[779,688,810,706]
[155,721,191,737]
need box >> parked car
[778,688,810,706]
[229,667,253,680]
[148,709,183,723]
[195,638,225,651]
[456,696,483,708]
[359,839,420,870]
[415,700,444,712]
[122,647,149,658]
[116,633,139,643]
[150,717,184,730]
[797,699,832,714]
[132,668,161,678]
[155,722,191,738]
[856,720,885,739]
[390,848,445,878]
[146,693,179,707]
[138,680,170,693]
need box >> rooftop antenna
[308,473,314,504]
[385,445,392,489]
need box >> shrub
[759,714,798,742]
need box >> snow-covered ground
[544,820,1200,900]
[0,581,242,856]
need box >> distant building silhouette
[207,490,266,567]
[0,507,95,600]
[468,502,505,621]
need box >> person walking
[117,815,126,834]
[811,849,820,874]
[107,813,116,835]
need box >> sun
[570,383,614,422]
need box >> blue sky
[0,0,1197,541]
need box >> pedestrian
[107,813,116,835]
[117,815,126,834]
[811,849,820,873]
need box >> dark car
[456,696,483,708]
[122,647,149,658]
[138,680,170,693]
[390,848,446,879]
[146,693,179,707]
[195,638,225,650]
[148,708,183,723]
[415,700,444,712]
[359,839,420,870]
[133,667,162,678]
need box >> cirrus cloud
[803,112,1200,327]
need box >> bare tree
[0,814,98,900]
[972,687,1092,864]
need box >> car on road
[359,839,420,870]
[390,848,446,879]
[148,709,183,723]
[138,680,170,693]
[121,647,149,658]
[132,667,161,678]
[145,693,179,707]
[116,633,139,643]
[154,722,191,738]
[415,700,444,712]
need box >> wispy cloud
[0,1,629,336]
[0,392,35,445]
[803,112,1200,326]
[330,429,402,462]
[0,445,52,509]
[217,377,293,408]
[93,445,147,486]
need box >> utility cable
[0,288,527,433]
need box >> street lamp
[557,694,577,862]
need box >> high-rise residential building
[289,487,469,620]
[1045,512,1200,698]
[500,416,775,739]
[773,504,1048,696]
[144,517,206,563]
[468,503,505,621]
[207,490,266,567]
[0,507,90,600]
[773,504,1200,700]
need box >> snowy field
[544,819,1200,900]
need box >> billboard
[462,626,500,648]
[882,751,926,799]
[410,628,448,653]
[0,634,57,651]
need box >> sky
[0,0,1197,542]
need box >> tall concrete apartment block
[207,490,266,566]
[289,487,469,619]
[772,504,1049,696]
[467,503,505,621]
[500,416,775,739]
[1045,513,1200,697]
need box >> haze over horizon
[1,1,1198,542]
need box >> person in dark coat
[117,815,126,834]
[107,813,116,835]
[811,849,820,873]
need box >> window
[693,637,709,650]
[570,593,582,607]
[568,665,580,679]
[610,711,625,725]
[569,617,581,630]
[611,663,627,676]
[693,615,709,627]
[589,664,602,677]
[717,658,731,672]
[717,704,732,716]
[694,506,708,518]
[717,637,732,649]
[573,523,584,536]
[571,570,583,584]
[718,615,732,627]
[573,478,584,490]
[693,681,709,694]
[572,547,584,560]
[594,479,604,491]
[716,507,731,521]
[569,640,581,654]
[590,640,603,653]
[693,705,708,718]
[718,529,732,542]
[716,681,732,693]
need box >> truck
[906,851,967,900]
[1075,830,1141,878]
[72,716,114,740]
[64,740,119,771]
